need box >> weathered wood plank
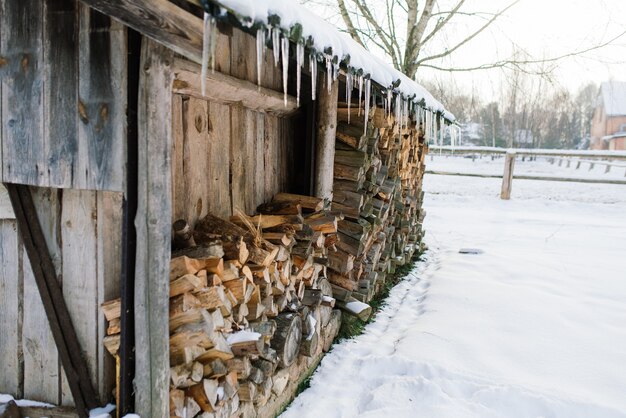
[60,190,99,406]
[172,60,298,116]
[44,0,78,188]
[264,115,279,202]
[254,113,265,207]
[0,185,15,219]
[76,6,127,191]
[1,0,45,185]
[206,102,231,218]
[78,0,203,62]
[135,38,173,418]
[315,75,339,199]
[22,188,61,405]
[0,220,23,397]
[230,105,247,215]
[96,191,123,403]
[172,95,185,223]
[243,110,257,214]
[182,97,210,227]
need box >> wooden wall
[0,0,126,192]
[171,25,299,226]
[0,185,122,405]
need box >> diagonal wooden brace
[4,183,99,418]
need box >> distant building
[590,81,626,150]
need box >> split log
[336,298,372,321]
[187,379,219,413]
[172,219,196,249]
[270,313,302,368]
[272,193,324,212]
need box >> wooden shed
[0,1,452,417]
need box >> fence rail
[430,145,626,160]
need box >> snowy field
[282,157,626,418]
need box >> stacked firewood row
[101,193,344,418]
[328,104,428,306]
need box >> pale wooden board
[60,189,99,406]
[206,102,232,218]
[0,185,15,219]
[264,115,279,202]
[96,191,123,403]
[172,94,185,223]
[75,6,127,191]
[135,38,173,418]
[214,30,231,76]
[43,0,78,188]
[0,220,23,397]
[243,110,257,214]
[229,105,247,215]
[254,113,266,207]
[182,97,210,227]
[22,188,62,404]
[1,0,46,185]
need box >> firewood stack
[101,193,344,418]
[328,104,428,306]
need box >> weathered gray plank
[96,191,123,403]
[22,188,62,404]
[171,94,185,223]
[254,113,265,207]
[230,105,246,214]
[0,184,15,219]
[60,189,99,406]
[264,115,279,202]
[135,38,173,418]
[243,110,257,214]
[182,97,209,227]
[44,0,78,188]
[76,6,127,191]
[0,220,23,398]
[1,0,45,185]
[207,102,231,218]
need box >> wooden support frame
[314,74,339,200]
[4,183,98,418]
[133,38,174,418]
[500,152,516,200]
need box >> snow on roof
[600,81,626,116]
[211,0,454,121]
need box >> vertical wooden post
[314,74,339,200]
[500,152,516,200]
[134,38,173,418]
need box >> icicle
[363,78,371,135]
[387,91,392,119]
[325,56,332,94]
[272,27,281,67]
[395,94,401,125]
[346,71,353,124]
[256,28,265,88]
[281,36,289,107]
[209,17,217,72]
[358,75,363,116]
[296,42,304,107]
[201,12,211,96]
[332,62,339,82]
[310,55,317,101]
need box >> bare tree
[323,0,521,78]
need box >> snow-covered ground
[282,156,626,418]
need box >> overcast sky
[303,0,626,99]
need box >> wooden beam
[314,75,339,200]
[4,184,98,417]
[78,0,203,63]
[500,152,515,200]
[172,59,298,116]
[134,38,174,418]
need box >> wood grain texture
[206,102,231,218]
[1,0,45,185]
[44,0,78,188]
[76,6,127,191]
[230,105,247,215]
[60,189,98,406]
[96,191,123,403]
[0,220,23,398]
[254,113,266,207]
[21,188,62,405]
[172,94,185,223]
[135,38,173,418]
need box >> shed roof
[210,0,454,121]
[600,81,626,116]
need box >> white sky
[418,0,626,98]
[303,0,626,100]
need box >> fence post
[501,152,516,200]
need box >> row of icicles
[201,13,450,143]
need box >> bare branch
[338,0,365,46]
[350,0,401,68]
[416,0,521,65]
[421,0,467,46]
